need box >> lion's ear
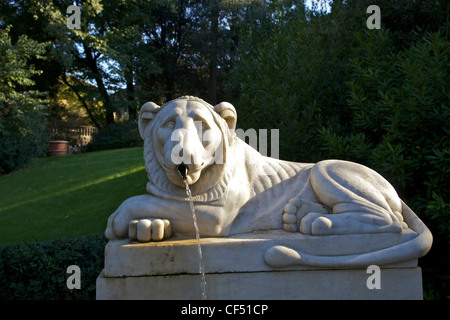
[139,102,161,139]
[214,102,237,130]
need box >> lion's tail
[264,202,432,268]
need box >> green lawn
[0,147,147,246]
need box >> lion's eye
[163,121,176,129]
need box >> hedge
[83,121,142,152]
[0,233,107,300]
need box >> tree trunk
[84,44,114,125]
[208,57,218,104]
[62,74,102,129]
[126,69,136,120]
[208,2,219,104]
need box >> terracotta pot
[48,140,69,157]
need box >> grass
[0,147,147,246]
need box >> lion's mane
[143,96,237,204]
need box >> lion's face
[153,99,224,187]
[139,96,237,195]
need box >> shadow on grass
[0,166,147,245]
[0,165,145,213]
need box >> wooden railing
[50,125,99,146]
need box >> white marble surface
[97,266,424,300]
[103,96,432,268]
[102,229,420,277]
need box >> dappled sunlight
[0,147,144,208]
[0,147,146,245]
[0,165,145,213]
[0,164,147,245]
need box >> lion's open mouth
[164,164,203,187]
[176,164,188,181]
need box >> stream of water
[184,180,207,300]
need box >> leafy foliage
[340,30,450,298]
[0,27,48,174]
[0,233,107,300]
[344,29,450,217]
[228,2,354,162]
[84,121,141,152]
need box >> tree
[139,0,194,102]
[0,27,48,174]
[0,0,67,112]
[0,0,113,127]
[189,0,242,104]
[103,0,159,120]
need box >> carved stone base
[96,267,423,300]
[96,231,424,300]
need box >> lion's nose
[174,130,205,167]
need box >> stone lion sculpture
[105,96,431,267]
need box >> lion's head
[138,96,238,203]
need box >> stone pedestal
[96,230,424,300]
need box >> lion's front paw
[128,219,172,242]
[282,198,330,233]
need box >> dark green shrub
[0,114,48,174]
[0,27,48,174]
[84,121,141,152]
[228,4,357,163]
[341,29,450,237]
[339,29,450,299]
[0,233,107,300]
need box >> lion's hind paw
[282,198,302,232]
[282,198,330,233]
